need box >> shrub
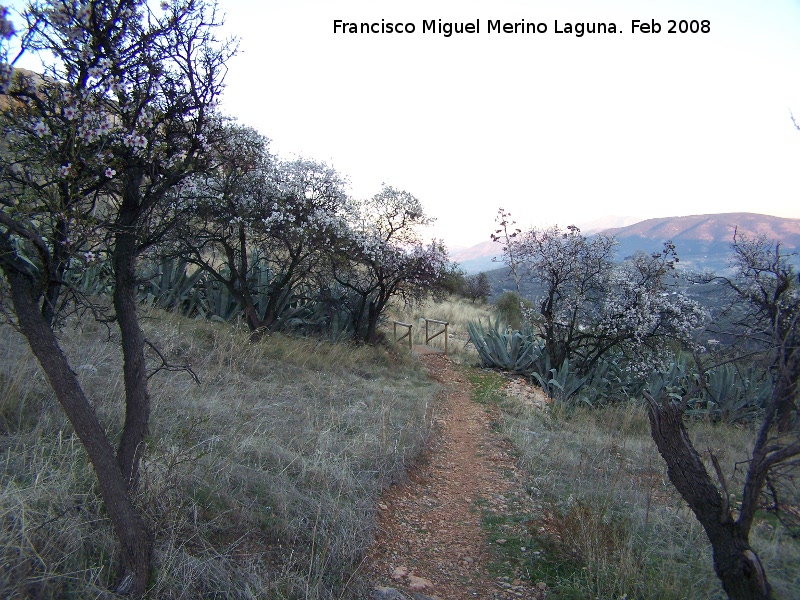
[495,291,533,330]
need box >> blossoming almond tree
[171,123,352,334]
[496,212,703,376]
[330,186,450,343]
[0,1,234,595]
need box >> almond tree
[498,214,702,375]
[171,123,352,334]
[330,186,450,343]
[0,1,234,594]
[645,232,799,600]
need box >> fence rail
[424,318,449,355]
[392,321,413,350]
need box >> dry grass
[497,394,800,599]
[386,295,495,360]
[0,307,439,599]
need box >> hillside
[450,239,505,274]
[604,212,800,273]
[452,212,800,276]
[0,311,438,598]
[603,212,800,243]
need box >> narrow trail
[367,353,543,600]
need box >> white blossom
[33,120,50,137]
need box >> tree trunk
[365,300,381,344]
[644,393,771,600]
[708,527,770,600]
[774,352,799,434]
[8,271,152,597]
[113,221,151,488]
[351,292,367,339]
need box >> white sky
[216,0,800,246]
[7,0,800,247]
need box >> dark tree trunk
[644,393,771,600]
[774,352,799,434]
[41,216,70,326]
[708,527,770,600]
[113,216,151,488]
[7,270,152,597]
[351,292,368,339]
[365,301,380,344]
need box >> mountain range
[450,212,800,275]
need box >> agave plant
[138,258,206,316]
[201,279,243,323]
[467,317,545,374]
[644,359,694,405]
[64,255,115,297]
[574,352,633,407]
[531,358,588,404]
[645,357,772,423]
[687,363,772,423]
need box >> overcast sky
[8,0,800,247]
[211,0,800,246]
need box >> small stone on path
[371,586,410,600]
[407,574,433,590]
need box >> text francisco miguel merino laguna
[333,19,710,37]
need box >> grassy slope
[2,295,798,599]
[0,308,438,599]
[469,369,800,599]
[389,296,798,598]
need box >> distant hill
[450,215,641,274]
[450,239,505,274]
[602,213,800,273]
[450,212,800,276]
[578,215,642,234]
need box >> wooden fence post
[424,318,449,355]
[392,321,413,350]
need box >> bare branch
[144,338,200,385]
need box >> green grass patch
[466,368,507,405]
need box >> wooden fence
[392,318,450,355]
[392,321,413,350]
[424,318,449,355]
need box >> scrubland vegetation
[0,1,453,594]
[468,213,800,599]
[1,2,798,599]
[471,369,800,599]
[2,291,798,598]
[1,308,437,598]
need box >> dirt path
[367,354,543,600]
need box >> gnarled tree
[330,186,450,343]
[496,211,702,375]
[0,1,234,594]
[645,232,799,600]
